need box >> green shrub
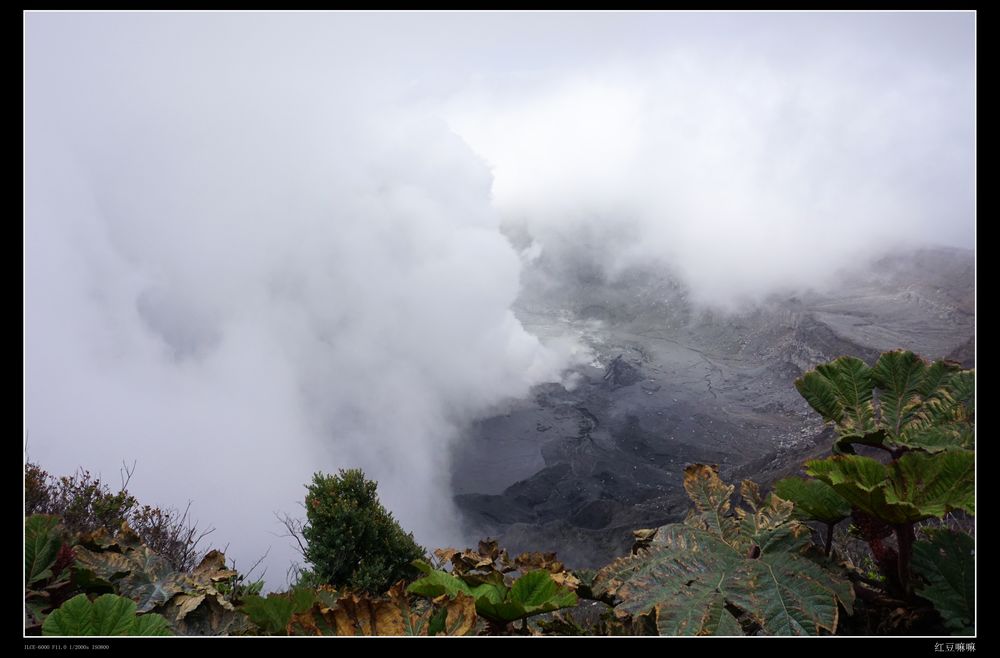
[776,350,974,634]
[24,462,213,573]
[302,469,425,594]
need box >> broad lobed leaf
[593,468,853,636]
[912,529,974,636]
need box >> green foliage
[407,562,478,599]
[24,349,975,637]
[213,575,263,602]
[131,613,174,636]
[794,350,974,454]
[408,561,578,625]
[805,451,974,526]
[782,350,975,625]
[795,356,877,443]
[26,515,64,585]
[477,570,578,623]
[241,587,318,635]
[25,464,137,536]
[215,579,264,601]
[25,462,212,572]
[302,469,425,594]
[426,605,449,636]
[42,593,171,636]
[71,532,247,636]
[406,540,580,631]
[592,465,854,636]
[24,515,77,633]
[773,478,850,525]
[912,529,974,635]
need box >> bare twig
[240,547,270,582]
[275,511,308,559]
[119,460,137,491]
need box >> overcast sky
[24,11,974,586]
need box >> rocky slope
[450,246,974,568]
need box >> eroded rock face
[450,247,974,569]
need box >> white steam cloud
[447,13,974,307]
[25,13,577,584]
[25,12,973,583]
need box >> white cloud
[446,17,974,308]
[25,13,580,586]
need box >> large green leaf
[241,595,297,635]
[712,600,744,636]
[912,530,974,636]
[407,561,476,599]
[129,613,173,636]
[594,466,853,636]
[871,350,926,437]
[409,555,577,625]
[510,570,577,614]
[25,515,63,585]
[683,464,740,546]
[90,593,136,635]
[727,527,853,635]
[465,571,577,624]
[946,370,975,416]
[886,451,975,518]
[42,594,95,635]
[807,452,974,524]
[805,456,894,519]
[42,593,171,636]
[773,478,851,525]
[902,365,974,453]
[598,525,740,635]
[917,359,963,398]
[899,423,975,453]
[797,351,973,454]
[595,523,850,636]
[241,588,315,635]
[797,356,876,438]
[795,367,845,425]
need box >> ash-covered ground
[450,246,974,567]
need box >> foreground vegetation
[24,350,973,636]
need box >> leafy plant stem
[895,523,915,597]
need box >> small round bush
[303,469,425,594]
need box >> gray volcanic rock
[450,246,974,569]
[603,355,643,390]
